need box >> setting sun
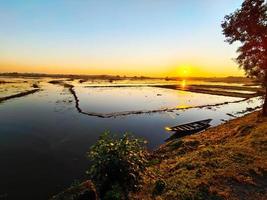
[177,66,191,77]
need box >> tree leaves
[221,0,267,83]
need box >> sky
[0,0,245,77]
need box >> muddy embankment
[155,84,264,98]
[0,85,40,103]
[0,80,40,103]
[49,81,260,118]
[84,83,263,99]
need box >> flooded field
[76,86,241,114]
[0,77,262,199]
[0,81,34,98]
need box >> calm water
[0,78,262,199]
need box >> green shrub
[153,179,166,196]
[194,184,224,200]
[169,139,184,150]
[147,158,161,166]
[87,132,147,198]
[103,184,124,200]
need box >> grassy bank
[51,111,267,199]
[130,111,267,200]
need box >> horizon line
[0,72,247,79]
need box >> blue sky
[0,0,244,76]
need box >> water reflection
[181,79,187,89]
[76,86,241,114]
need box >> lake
[0,78,262,199]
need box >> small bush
[147,158,161,166]
[87,132,147,198]
[194,184,224,200]
[231,152,249,164]
[184,140,200,148]
[153,179,166,195]
[185,163,196,170]
[169,139,184,150]
[205,159,220,168]
[50,180,97,200]
[103,184,124,200]
[200,148,214,158]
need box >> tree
[221,0,267,115]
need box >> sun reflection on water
[181,79,187,89]
[176,105,190,109]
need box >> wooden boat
[165,119,212,140]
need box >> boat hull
[165,119,212,141]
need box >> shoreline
[131,111,267,199]
[51,110,267,200]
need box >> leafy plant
[87,132,147,198]
[153,179,166,196]
[103,184,124,200]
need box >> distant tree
[221,0,267,115]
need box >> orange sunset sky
[0,0,245,77]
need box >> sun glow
[0,1,246,77]
[176,105,190,109]
[177,65,191,77]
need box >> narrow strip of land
[84,83,263,98]
[155,84,263,98]
[0,89,40,103]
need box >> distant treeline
[0,72,154,80]
[0,72,253,83]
